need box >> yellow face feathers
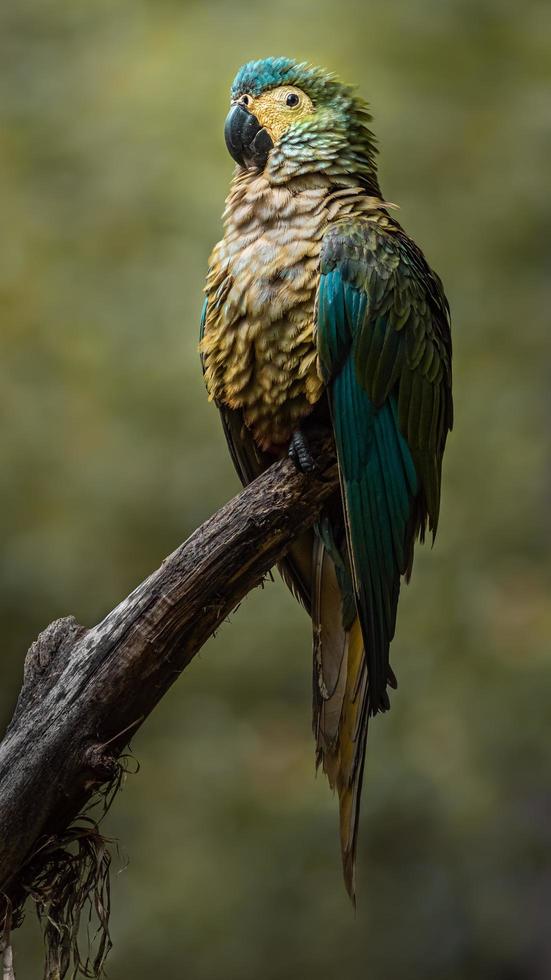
[236,85,314,142]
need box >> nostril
[241,95,250,107]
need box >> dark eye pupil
[286,93,299,107]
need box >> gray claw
[288,430,315,472]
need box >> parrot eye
[286,92,300,108]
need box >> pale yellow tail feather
[311,540,368,901]
[317,617,367,902]
[312,536,349,757]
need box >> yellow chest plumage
[201,170,378,450]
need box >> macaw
[200,58,453,900]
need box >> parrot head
[224,57,379,190]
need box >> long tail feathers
[330,618,367,903]
[214,403,374,901]
[312,537,369,902]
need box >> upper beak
[224,103,274,170]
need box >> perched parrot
[200,57,453,899]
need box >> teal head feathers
[224,57,380,192]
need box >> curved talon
[288,430,316,472]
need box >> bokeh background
[2,1,551,977]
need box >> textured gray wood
[0,439,338,897]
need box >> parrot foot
[288,429,316,473]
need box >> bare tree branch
[0,437,338,909]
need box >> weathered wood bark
[0,438,338,899]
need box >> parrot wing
[315,216,452,895]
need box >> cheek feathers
[250,90,314,142]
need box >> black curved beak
[224,104,274,170]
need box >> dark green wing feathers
[317,217,452,716]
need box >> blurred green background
[1,0,550,977]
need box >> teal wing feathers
[317,217,453,716]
